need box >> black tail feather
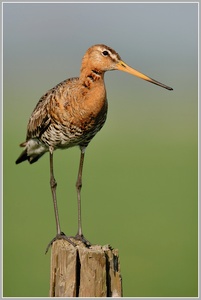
[15,149,29,164]
[16,149,45,164]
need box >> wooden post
[49,239,123,297]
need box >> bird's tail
[15,148,29,164]
[15,140,47,164]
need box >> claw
[73,233,91,248]
[45,232,76,254]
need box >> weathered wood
[49,239,123,297]
[49,239,77,296]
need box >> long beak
[117,60,173,91]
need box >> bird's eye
[102,50,109,56]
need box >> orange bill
[117,60,173,91]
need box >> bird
[16,44,173,252]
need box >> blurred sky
[3,2,198,297]
[4,2,197,106]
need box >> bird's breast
[46,80,108,148]
[51,80,106,125]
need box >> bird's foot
[45,231,76,254]
[73,233,91,248]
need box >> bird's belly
[40,109,107,150]
[38,95,108,150]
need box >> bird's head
[81,44,173,91]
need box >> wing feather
[26,92,51,140]
[25,78,79,141]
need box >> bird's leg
[49,149,61,235]
[45,148,75,254]
[74,147,91,247]
[76,149,84,237]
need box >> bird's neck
[79,67,104,89]
[78,66,106,114]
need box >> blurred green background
[3,2,198,297]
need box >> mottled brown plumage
[16,44,173,251]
